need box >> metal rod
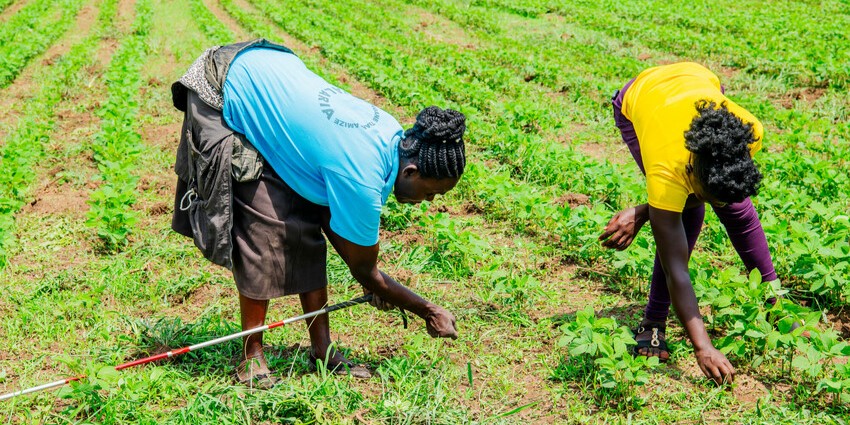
[0,294,373,402]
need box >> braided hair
[399,106,467,179]
[685,100,763,203]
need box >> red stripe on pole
[114,346,191,371]
[172,347,191,356]
[115,353,169,370]
[267,321,287,330]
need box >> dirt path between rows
[0,0,97,141]
[203,0,248,40]
[21,0,136,218]
[0,0,28,23]
[226,0,401,120]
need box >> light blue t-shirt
[222,48,402,246]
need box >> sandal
[235,355,281,389]
[633,321,670,362]
[309,353,372,379]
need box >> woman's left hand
[599,205,647,250]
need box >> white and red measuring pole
[0,294,373,402]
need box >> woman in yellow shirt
[599,62,778,385]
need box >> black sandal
[633,322,669,362]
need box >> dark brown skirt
[231,166,330,300]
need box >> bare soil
[776,87,827,109]
[828,307,850,339]
[201,0,249,40]
[117,0,136,33]
[554,192,590,208]
[22,181,90,216]
[414,10,475,50]
[0,0,28,23]
[0,0,100,140]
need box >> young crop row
[480,0,850,90]
[0,0,15,13]
[554,306,660,409]
[403,0,850,158]
[242,0,849,405]
[0,0,118,267]
[188,0,234,45]
[0,0,86,88]
[757,154,850,308]
[86,0,153,251]
[695,269,850,406]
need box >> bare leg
[299,287,348,364]
[235,293,281,388]
[239,293,269,359]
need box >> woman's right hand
[425,305,458,339]
[362,288,394,311]
[647,206,733,385]
[695,346,735,385]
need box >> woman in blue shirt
[172,43,466,387]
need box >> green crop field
[0,0,848,423]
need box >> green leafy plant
[85,0,152,251]
[553,306,659,409]
[0,0,86,88]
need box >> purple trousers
[612,79,778,322]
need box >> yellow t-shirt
[621,62,763,212]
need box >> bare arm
[324,226,457,339]
[649,206,734,384]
